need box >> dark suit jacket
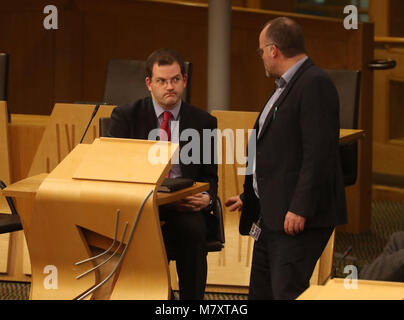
[240,58,347,234]
[107,96,218,205]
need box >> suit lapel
[142,98,158,139]
[178,102,191,148]
[258,58,314,141]
[177,102,193,176]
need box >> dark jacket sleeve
[288,74,340,218]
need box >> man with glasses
[108,48,218,300]
[225,17,347,299]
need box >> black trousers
[160,208,208,300]
[249,223,333,300]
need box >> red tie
[160,111,172,141]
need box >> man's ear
[145,77,152,92]
[182,74,188,88]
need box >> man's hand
[175,192,211,212]
[225,195,243,212]
[284,211,306,236]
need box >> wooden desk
[298,278,404,300]
[3,175,208,205]
[2,174,209,234]
[339,129,365,144]
[2,138,211,300]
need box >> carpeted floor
[1,199,403,300]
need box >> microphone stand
[80,104,100,144]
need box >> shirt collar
[152,98,181,120]
[278,55,308,87]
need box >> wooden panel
[369,0,390,36]
[373,43,404,178]
[8,114,48,183]
[0,0,373,116]
[28,103,115,177]
[207,110,258,290]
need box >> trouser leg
[162,211,208,300]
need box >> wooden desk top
[339,129,365,144]
[298,278,404,300]
[2,173,48,198]
[2,173,209,205]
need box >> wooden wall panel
[1,0,373,117]
[8,115,48,183]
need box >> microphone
[80,104,100,144]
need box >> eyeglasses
[153,76,183,87]
[257,43,275,57]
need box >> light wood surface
[2,173,48,199]
[298,278,404,300]
[8,114,48,183]
[339,129,365,144]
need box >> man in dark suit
[225,17,347,299]
[108,48,218,300]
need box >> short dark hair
[145,48,186,79]
[264,17,306,58]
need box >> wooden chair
[326,69,361,187]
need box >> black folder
[158,178,195,193]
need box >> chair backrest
[0,180,18,216]
[325,70,361,129]
[0,53,10,122]
[103,59,192,106]
[0,53,9,101]
[326,70,361,186]
[99,117,111,138]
